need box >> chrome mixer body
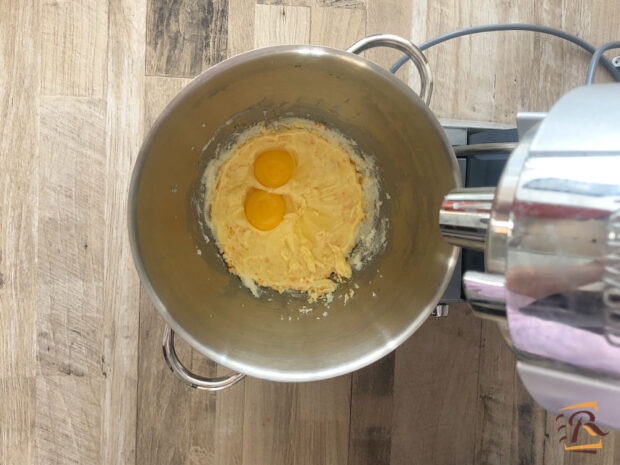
[440,84,620,430]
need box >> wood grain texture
[310,5,366,49]
[390,305,482,465]
[0,378,35,465]
[143,76,193,131]
[348,353,394,465]
[146,0,228,77]
[0,1,40,464]
[473,321,544,465]
[228,0,256,56]
[413,0,503,121]
[187,353,219,464]
[241,377,351,465]
[36,97,107,465]
[212,364,246,465]
[0,0,40,384]
[41,0,108,97]
[318,0,365,7]
[136,76,194,465]
[410,0,620,123]
[101,1,147,464]
[366,0,412,76]
[295,376,351,465]
[242,380,298,465]
[136,294,192,465]
[258,0,365,8]
[254,4,311,47]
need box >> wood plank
[228,0,256,56]
[0,377,35,465]
[241,376,350,465]
[560,0,608,91]
[37,97,107,380]
[258,0,365,8]
[41,0,108,97]
[36,376,103,464]
[348,353,395,465]
[240,370,350,465]
[136,295,192,465]
[143,76,193,131]
[411,0,499,118]
[586,0,620,84]
[146,0,228,77]
[242,379,298,465]
[365,0,412,81]
[490,0,553,121]
[523,0,565,117]
[257,0,312,9]
[294,376,352,465]
[101,1,147,463]
[543,411,567,465]
[212,364,246,465]
[135,75,193,465]
[36,97,107,465]
[476,0,542,121]
[409,0,620,124]
[187,354,218,465]
[254,4,311,47]
[510,380,547,465]
[203,0,230,68]
[0,1,40,463]
[140,334,244,465]
[318,0,365,7]
[0,0,40,385]
[310,6,366,49]
[170,349,247,465]
[474,320,519,465]
[473,320,545,465]
[390,304,482,465]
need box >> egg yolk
[244,189,286,231]
[254,150,294,188]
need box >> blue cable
[390,24,620,82]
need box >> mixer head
[440,84,620,430]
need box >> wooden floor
[2,0,620,464]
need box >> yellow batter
[207,123,365,300]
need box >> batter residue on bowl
[203,118,383,302]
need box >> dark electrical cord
[585,41,620,84]
[390,24,620,83]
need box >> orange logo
[556,402,609,454]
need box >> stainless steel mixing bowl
[128,35,460,389]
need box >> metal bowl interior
[129,45,460,382]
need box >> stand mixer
[133,23,620,435]
[439,83,620,430]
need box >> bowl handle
[346,34,433,106]
[162,325,246,391]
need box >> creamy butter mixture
[204,119,381,301]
